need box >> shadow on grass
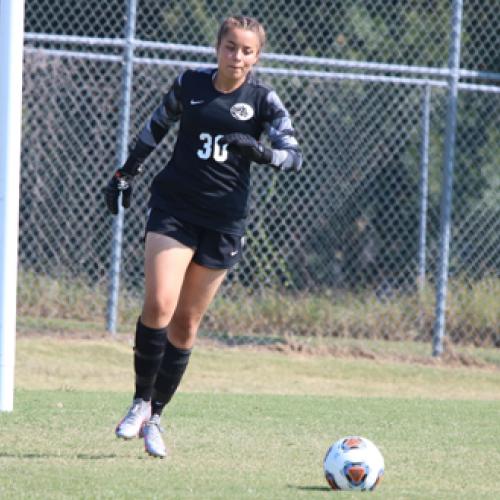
[199,331,287,347]
[0,452,118,460]
[287,484,331,492]
[77,453,118,460]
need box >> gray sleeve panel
[137,73,184,147]
[263,90,302,172]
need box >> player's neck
[212,70,246,94]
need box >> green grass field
[1,336,500,499]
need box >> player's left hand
[105,169,133,215]
[222,133,273,165]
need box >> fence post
[418,84,431,293]
[106,0,137,335]
[432,0,463,356]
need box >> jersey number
[197,133,228,162]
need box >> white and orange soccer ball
[323,436,384,491]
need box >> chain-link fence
[18,0,499,351]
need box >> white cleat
[143,414,167,458]
[115,398,151,440]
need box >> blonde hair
[216,16,266,51]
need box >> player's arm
[261,90,302,172]
[105,74,184,215]
[121,74,184,176]
[223,90,302,172]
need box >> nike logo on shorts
[230,250,239,256]
[190,99,204,105]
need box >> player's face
[216,28,260,85]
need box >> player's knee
[142,296,176,327]
[169,310,202,343]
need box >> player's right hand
[105,169,133,215]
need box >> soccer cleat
[115,398,151,440]
[143,414,167,458]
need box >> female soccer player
[105,15,302,458]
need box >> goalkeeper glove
[105,169,134,215]
[222,133,273,165]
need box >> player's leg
[149,229,242,415]
[154,261,227,404]
[116,232,194,440]
[143,261,227,457]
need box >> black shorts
[145,208,245,269]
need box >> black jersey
[122,67,302,235]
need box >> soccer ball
[323,436,384,491]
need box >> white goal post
[0,0,26,412]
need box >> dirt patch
[198,335,498,371]
[277,336,496,369]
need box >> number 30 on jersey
[197,133,228,162]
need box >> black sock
[133,319,167,401]
[151,338,192,416]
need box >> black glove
[105,169,133,215]
[222,133,273,165]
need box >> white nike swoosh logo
[190,99,204,105]
[230,250,238,256]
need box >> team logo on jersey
[230,103,254,121]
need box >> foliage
[20,1,499,344]
[17,270,500,347]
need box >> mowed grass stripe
[15,337,500,400]
[0,390,499,499]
